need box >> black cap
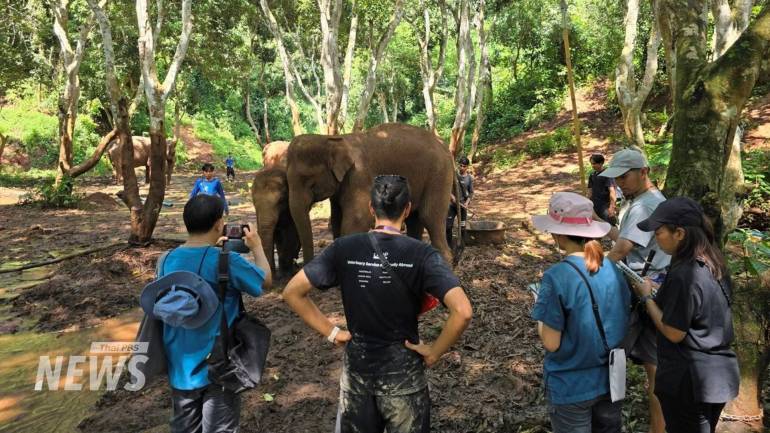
[458,156,470,166]
[637,197,703,232]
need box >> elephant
[286,123,455,265]
[251,166,301,278]
[107,136,176,185]
[262,140,290,169]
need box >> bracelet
[327,326,341,344]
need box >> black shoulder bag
[207,249,271,393]
[563,260,626,402]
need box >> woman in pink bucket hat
[530,192,631,433]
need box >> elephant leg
[405,212,424,240]
[330,197,343,238]
[421,208,453,265]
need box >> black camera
[222,223,250,253]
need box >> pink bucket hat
[531,192,611,238]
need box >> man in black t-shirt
[284,175,473,433]
[447,156,474,247]
[587,153,617,225]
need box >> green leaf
[263,393,274,402]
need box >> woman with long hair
[531,192,631,433]
[632,197,740,433]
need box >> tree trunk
[132,0,193,244]
[244,81,262,147]
[318,0,344,134]
[263,97,271,143]
[718,272,770,432]
[259,0,303,136]
[339,2,358,130]
[67,129,117,177]
[561,0,588,195]
[377,92,389,123]
[413,0,447,136]
[352,0,405,132]
[52,0,94,187]
[470,0,490,164]
[662,2,769,243]
[616,0,661,149]
[449,0,475,157]
[0,131,6,166]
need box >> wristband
[327,326,341,344]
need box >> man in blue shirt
[225,154,236,182]
[156,194,271,432]
[190,163,229,215]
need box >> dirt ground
[1,84,768,432]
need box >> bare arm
[282,270,352,344]
[243,223,272,289]
[537,321,562,352]
[405,287,472,366]
[607,238,634,262]
[608,186,617,216]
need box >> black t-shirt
[654,258,740,403]
[588,170,613,211]
[458,173,473,202]
[303,232,459,347]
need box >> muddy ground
[1,83,768,432]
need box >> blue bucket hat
[140,271,219,329]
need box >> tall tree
[615,0,660,149]
[351,0,405,132]
[318,0,344,134]
[449,0,476,157]
[128,0,193,244]
[338,0,359,130]
[258,0,304,135]
[51,0,94,186]
[660,3,770,428]
[407,0,448,136]
[469,0,490,163]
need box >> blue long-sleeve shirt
[190,177,228,212]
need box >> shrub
[524,127,574,157]
[19,176,82,208]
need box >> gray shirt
[617,188,671,274]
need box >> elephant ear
[328,137,353,183]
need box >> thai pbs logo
[34,342,147,391]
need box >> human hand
[333,330,352,346]
[633,277,654,298]
[215,236,228,246]
[243,223,262,250]
[404,340,441,367]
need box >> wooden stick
[560,0,587,196]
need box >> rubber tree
[351,0,405,132]
[660,2,770,430]
[407,0,448,136]
[127,0,193,244]
[615,0,660,149]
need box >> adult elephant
[262,140,290,169]
[250,167,301,278]
[287,123,454,264]
[107,136,176,185]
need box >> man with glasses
[596,148,671,433]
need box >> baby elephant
[251,167,300,277]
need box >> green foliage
[0,102,58,167]
[524,127,574,157]
[19,176,82,208]
[742,150,770,210]
[643,139,673,185]
[727,229,770,277]
[191,115,262,170]
[490,148,526,170]
[0,168,56,188]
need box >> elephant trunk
[257,221,277,274]
[289,188,315,263]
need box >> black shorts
[226,167,235,176]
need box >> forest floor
[0,82,768,433]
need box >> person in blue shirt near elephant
[190,162,229,215]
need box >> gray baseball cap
[598,148,648,178]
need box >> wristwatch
[327,326,341,344]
